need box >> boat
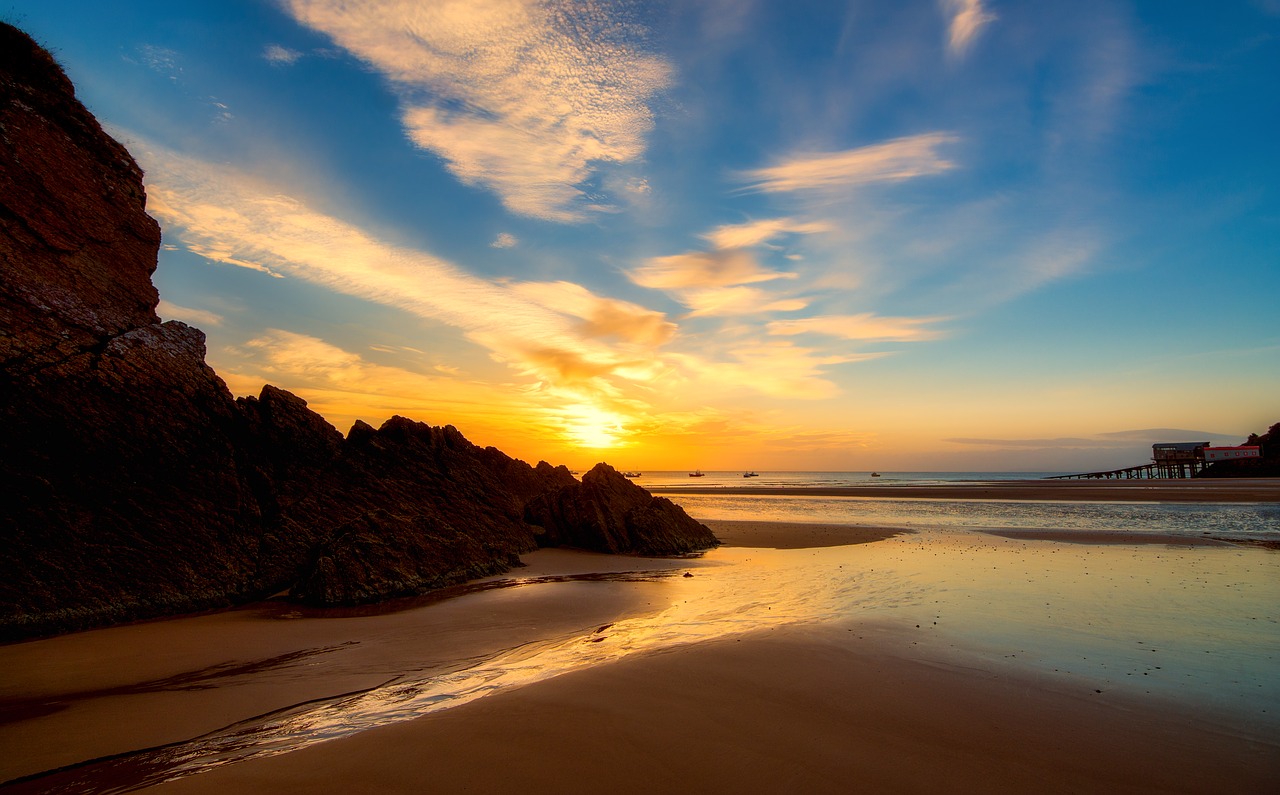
[689,470,705,477]
[622,471,641,478]
[743,471,759,478]
[870,472,881,477]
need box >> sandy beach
[1,497,1277,793]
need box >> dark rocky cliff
[0,24,716,642]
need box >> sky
[11,0,1279,472]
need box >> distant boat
[622,471,641,478]
[743,471,759,478]
[689,470,705,477]
[870,472,881,477]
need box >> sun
[561,403,631,450]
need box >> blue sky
[11,0,1279,471]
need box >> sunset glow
[19,0,1278,471]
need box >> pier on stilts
[1048,464,1159,480]
[1048,441,1228,480]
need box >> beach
[1,482,1277,793]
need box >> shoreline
[649,477,1280,502]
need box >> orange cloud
[513,281,676,347]
[701,217,832,250]
[630,249,796,289]
[942,0,995,57]
[767,313,947,342]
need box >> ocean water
[626,470,1068,488]
[673,494,1280,542]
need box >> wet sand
[1,522,1276,793]
[704,519,903,548]
[150,625,1279,795]
[651,477,1280,502]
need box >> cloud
[491,232,518,249]
[1095,428,1241,443]
[673,342,875,400]
[282,0,672,222]
[701,217,833,250]
[263,44,304,65]
[682,286,808,318]
[947,437,1121,450]
[630,249,796,290]
[941,0,995,57]
[512,281,676,346]
[136,45,181,80]
[135,140,676,404]
[156,300,224,327]
[948,429,1241,449]
[628,249,808,317]
[740,132,958,194]
[767,313,947,342]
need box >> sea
[629,470,1280,543]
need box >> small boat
[870,472,881,477]
[689,470,705,477]
[743,471,759,478]
[622,471,641,478]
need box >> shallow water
[678,493,1280,542]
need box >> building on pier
[1151,442,1210,478]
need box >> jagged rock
[0,24,716,640]
[0,23,161,374]
[525,463,720,555]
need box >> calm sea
[629,471,1280,543]
[627,470,1067,487]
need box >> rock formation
[0,24,716,642]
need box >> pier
[1048,464,1160,480]
[1048,441,1220,480]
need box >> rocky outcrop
[0,24,715,640]
[526,463,720,555]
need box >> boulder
[526,463,720,555]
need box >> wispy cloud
[135,44,181,81]
[490,232,518,249]
[701,217,833,250]
[628,249,807,317]
[156,300,223,327]
[263,44,304,65]
[136,140,673,403]
[948,429,1241,449]
[672,343,874,400]
[941,0,995,57]
[740,133,958,194]
[512,281,676,347]
[767,313,947,342]
[630,250,796,290]
[282,0,672,222]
